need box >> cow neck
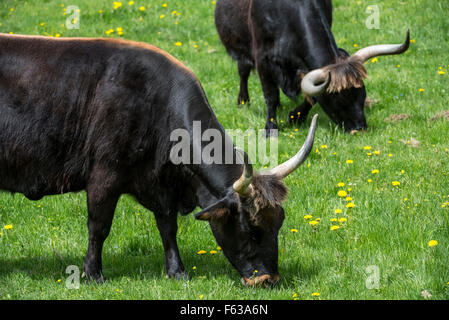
[302,1,340,69]
[188,141,242,200]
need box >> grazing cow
[0,33,318,286]
[215,0,410,135]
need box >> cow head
[301,30,410,133]
[195,115,318,286]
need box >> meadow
[0,0,448,300]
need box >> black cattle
[215,0,410,135]
[0,34,318,286]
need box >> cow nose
[241,274,280,287]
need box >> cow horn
[266,114,318,179]
[352,29,410,62]
[301,69,332,97]
[233,148,254,196]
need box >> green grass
[0,0,449,300]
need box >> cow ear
[195,198,231,221]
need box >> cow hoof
[82,270,106,284]
[237,99,250,107]
[166,271,190,281]
[265,127,278,138]
[265,121,279,138]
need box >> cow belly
[0,157,84,200]
[0,109,86,200]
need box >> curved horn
[267,114,318,179]
[352,29,410,62]
[233,148,254,196]
[301,69,332,97]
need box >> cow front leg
[83,173,120,283]
[154,210,189,280]
[237,60,252,106]
[288,98,315,125]
[258,64,280,137]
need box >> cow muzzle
[241,274,280,287]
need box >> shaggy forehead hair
[324,57,368,93]
[240,173,288,219]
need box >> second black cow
[215,0,410,135]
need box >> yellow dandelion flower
[162,3,168,7]
[160,14,165,19]
[330,218,337,222]
[174,41,182,47]
[337,190,348,198]
[374,150,380,155]
[334,209,342,214]
[346,203,355,209]
[193,266,197,270]
[197,250,207,255]
[199,294,204,299]
[304,215,313,220]
[428,240,438,247]
[128,1,134,5]
[346,159,354,164]
[139,6,146,11]
[321,145,328,149]
[392,181,401,187]
[209,250,217,254]
[4,224,13,230]
[338,217,347,223]
[345,196,353,202]
[419,88,424,92]
[290,229,299,233]
[312,292,320,297]
[371,57,378,63]
[337,182,345,187]
[364,146,372,150]
[372,169,379,174]
[309,220,318,226]
[113,2,123,10]
[330,225,340,231]
[368,179,373,183]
